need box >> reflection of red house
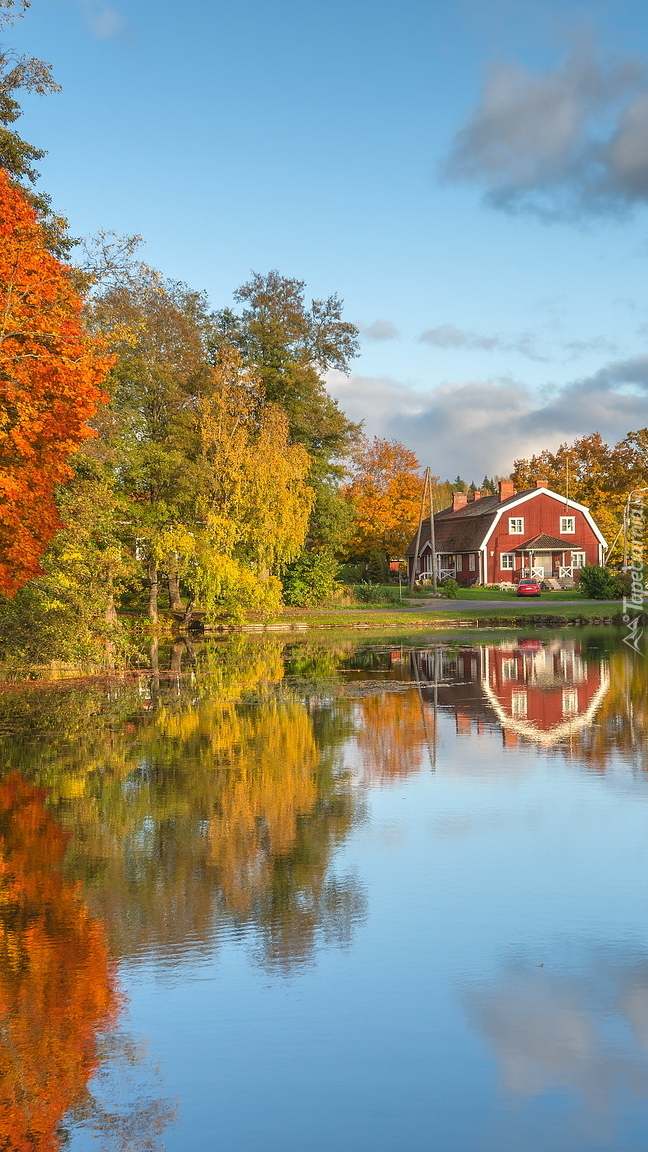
[406,480,606,586]
[415,640,609,748]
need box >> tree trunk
[104,573,117,668]
[149,637,160,702]
[182,598,195,630]
[148,561,159,625]
[168,569,184,613]
[104,572,118,625]
[170,640,184,676]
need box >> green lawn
[360,584,587,603]
[279,601,624,631]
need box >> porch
[515,534,582,582]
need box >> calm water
[2,629,648,1151]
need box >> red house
[406,480,606,586]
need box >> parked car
[516,578,542,597]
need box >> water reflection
[465,950,648,1101]
[0,632,647,1149]
[0,774,115,1148]
[414,638,610,749]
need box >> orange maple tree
[0,772,119,1150]
[343,436,426,558]
[0,169,114,594]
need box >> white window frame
[500,553,515,570]
[560,516,575,534]
[511,690,528,718]
[456,555,462,572]
[571,551,586,569]
[468,554,476,571]
[562,689,578,716]
[508,517,524,534]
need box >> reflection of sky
[69,641,648,1152]
[465,951,648,1102]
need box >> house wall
[485,493,601,583]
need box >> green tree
[213,271,361,557]
[90,273,314,623]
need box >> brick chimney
[535,478,547,488]
[498,480,515,502]
[452,491,468,511]
[472,489,483,501]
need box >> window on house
[500,553,515,570]
[511,690,528,718]
[502,658,517,682]
[456,555,462,571]
[560,516,575,533]
[562,689,578,716]
[571,551,586,568]
[468,554,476,571]
[509,517,524,534]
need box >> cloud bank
[419,324,616,362]
[327,353,648,477]
[420,323,546,361]
[443,43,648,220]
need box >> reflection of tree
[0,639,364,974]
[0,774,118,1150]
[570,648,648,772]
[355,689,429,782]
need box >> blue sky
[8,0,648,479]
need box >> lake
[1,628,648,1151]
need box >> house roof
[514,533,576,551]
[406,487,600,557]
[406,491,536,556]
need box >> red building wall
[485,493,601,583]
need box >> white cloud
[74,0,126,39]
[326,354,648,478]
[420,323,547,361]
[443,43,648,220]
[358,319,399,341]
[421,324,499,351]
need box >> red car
[516,578,542,597]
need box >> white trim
[481,648,610,747]
[480,488,608,554]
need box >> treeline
[512,431,648,553]
[0,234,364,662]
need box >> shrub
[282,549,340,607]
[353,582,400,604]
[441,578,459,599]
[578,565,617,600]
[366,549,389,584]
[611,569,634,598]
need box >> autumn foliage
[0,170,114,594]
[0,773,119,1150]
[344,436,425,559]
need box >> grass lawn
[360,584,584,603]
[278,600,625,631]
[453,587,583,601]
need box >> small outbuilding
[406,480,606,586]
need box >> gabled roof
[407,511,497,555]
[514,533,576,551]
[406,485,606,557]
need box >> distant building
[406,480,606,586]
